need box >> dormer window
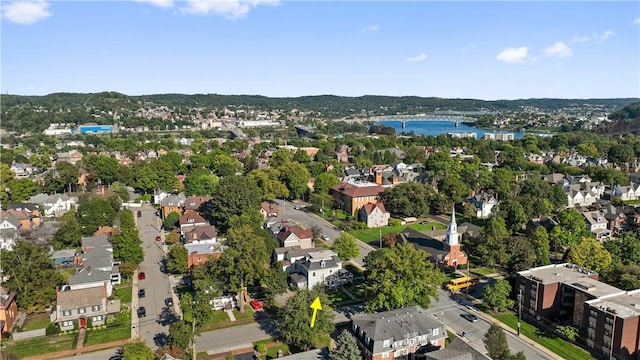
[188,219,194,223]
[321,261,326,268]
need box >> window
[605,316,614,325]
[78,307,86,314]
[409,338,415,345]
[313,272,316,277]
[62,310,72,316]
[188,219,194,223]
[383,340,390,348]
[62,320,73,327]
[92,305,100,312]
[92,315,102,321]
[382,352,389,358]
[321,261,326,268]
[433,328,439,336]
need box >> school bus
[445,276,479,291]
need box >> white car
[322,235,330,241]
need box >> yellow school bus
[446,276,479,291]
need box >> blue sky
[2,1,639,100]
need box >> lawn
[254,339,290,360]
[115,286,132,303]
[493,313,593,360]
[469,267,499,277]
[349,222,445,245]
[326,288,351,304]
[235,305,257,321]
[5,332,77,358]
[21,313,51,331]
[83,322,131,346]
[344,282,367,299]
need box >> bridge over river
[368,114,477,128]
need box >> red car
[138,272,146,280]
[250,300,263,311]
[156,236,161,241]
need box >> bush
[45,323,59,336]
[256,343,267,354]
[389,218,402,227]
[555,325,579,341]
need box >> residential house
[41,194,77,217]
[183,196,212,214]
[350,306,448,360]
[517,264,640,360]
[358,202,390,228]
[4,208,37,231]
[161,194,186,218]
[0,287,18,340]
[183,225,217,244]
[56,150,83,165]
[70,246,121,296]
[601,205,629,235]
[81,234,111,253]
[179,212,208,236]
[467,191,498,219]
[331,180,385,216]
[50,249,77,266]
[6,202,42,228]
[582,211,610,241]
[276,226,314,249]
[185,242,226,268]
[260,201,280,219]
[613,183,640,201]
[153,190,169,205]
[290,249,344,289]
[10,163,33,178]
[525,216,559,237]
[0,216,21,251]
[567,189,597,208]
[52,285,120,331]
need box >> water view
[379,120,526,139]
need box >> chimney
[375,170,382,185]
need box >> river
[379,120,527,139]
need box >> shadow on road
[153,332,169,347]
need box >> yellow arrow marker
[309,296,322,328]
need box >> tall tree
[363,244,447,312]
[529,226,551,266]
[52,211,82,250]
[278,161,311,200]
[276,287,335,351]
[330,329,361,360]
[112,210,144,264]
[167,320,192,351]
[567,237,612,273]
[209,176,261,233]
[313,173,339,195]
[331,233,360,261]
[483,279,514,312]
[122,341,154,360]
[380,182,435,217]
[0,240,63,313]
[484,324,512,360]
[76,194,118,235]
[166,245,188,274]
[476,216,509,268]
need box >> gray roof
[80,246,114,269]
[425,337,490,360]
[45,194,72,203]
[50,249,77,259]
[0,228,17,239]
[30,193,49,204]
[280,348,328,359]
[161,194,186,206]
[69,266,112,285]
[7,202,39,211]
[0,216,21,229]
[184,242,226,255]
[352,305,447,354]
[57,286,106,310]
[81,234,111,249]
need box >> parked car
[322,235,330,241]
[138,289,145,298]
[460,313,478,322]
[293,206,301,210]
[165,298,174,307]
[137,306,146,318]
[250,300,263,311]
[137,211,142,218]
[156,235,161,241]
[138,272,146,280]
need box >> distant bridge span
[368,114,477,128]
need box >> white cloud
[406,53,427,62]
[360,24,378,34]
[134,0,175,8]
[179,0,279,18]
[593,30,615,41]
[543,41,572,58]
[1,0,52,25]
[496,46,528,63]
[569,35,590,44]
[635,17,640,25]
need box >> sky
[1,1,639,100]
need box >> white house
[468,191,498,218]
[358,202,390,228]
[0,216,20,251]
[291,250,343,289]
[42,194,77,217]
[582,211,610,241]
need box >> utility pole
[379,228,382,249]
[517,288,522,336]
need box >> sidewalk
[131,269,139,340]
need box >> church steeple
[445,206,459,246]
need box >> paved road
[135,206,174,350]
[272,199,373,266]
[195,318,277,355]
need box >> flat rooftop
[587,289,640,319]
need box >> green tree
[247,169,289,200]
[555,325,579,341]
[314,173,339,195]
[76,194,118,235]
[484,324,512,360]
[52,211,82,250]
[608,143,634,168]
[209,176,261,233]
[476,217,509,268]
[557,208,589,246]
[278,161,310,200]
[603,232,640,265]
[529,226,551,266]
[122,341,154,360]
[380,182,435,218]
[6,178,41,204]
[163,211,180,230]
[167,245,188,274]
[363,244,447,312]
[567,237,612,273]
[331,233,360,261]
[506,236,536,273]
[482,279,514,312]
[184,171,219,196]
[168,320,192,350]
[329,329,361,360]
[276,287,335,351]
[497,198,528,234]
[112,210,144,264]
[119,262,137,279]
[0,240,63,313]
[110,181,130,202]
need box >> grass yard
[493,313,593,360]
[326,289,351,304]
[5,332,77,358]
[235,305,257,320]
[115,286,132,303]
[349,222,445,244]
[253,339,290,360]
[83,322,131,346]
[21,313,51,331]
[344,282,367,299]
[469,267,499,277]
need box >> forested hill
[1,92,638,133]
[601,102,640,135]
